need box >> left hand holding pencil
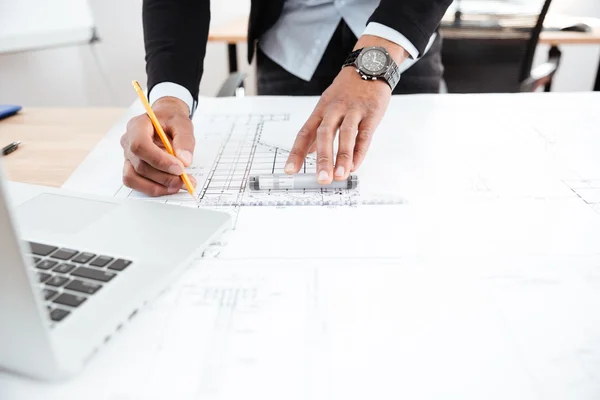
[120,96,197,197]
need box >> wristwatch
[342,46,401,91]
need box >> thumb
[169,116,195,167]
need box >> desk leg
[595,60,600,92]
[228,44,238,73]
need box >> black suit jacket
[143,0,452,104]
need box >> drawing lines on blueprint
[115,112,385,211]
[563,179,600,215]
[127,263,325,400]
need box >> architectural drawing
[115,112,401,210]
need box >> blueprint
[115,112,369,208]
[8,92,594,399]
[3,256,600,400]
[63,94,600,210]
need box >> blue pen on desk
[2,141,21,156]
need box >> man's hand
[120,97,196,196]
[284,35,408,184]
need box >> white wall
[0,0,598,108]
[0,0,253,107]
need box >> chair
[441,0,560,93]
[216,72,247,97]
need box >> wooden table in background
[0,108,125,187]
[209,15,600,90]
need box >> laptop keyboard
[27,242,132,324]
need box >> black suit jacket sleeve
[368,0,453,57]
[142,0,210,105]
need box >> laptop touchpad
[15,194,117,236]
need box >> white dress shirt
[149,0,436,116]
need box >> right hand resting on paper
[120,97,197,196]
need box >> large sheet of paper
[3,93,600,399]
[3,256,600,399]
[62,93,600,260]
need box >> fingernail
[335,166,345,178]
[351,162,355,171]
[168,186,180,194]
[178,150,193,166]
[317,170,329,182]
[168,164,183,175]
[284,162,296,174]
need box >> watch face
[360,48,388,74]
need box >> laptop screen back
[0,163,58,379]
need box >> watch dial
[361,49,387,73]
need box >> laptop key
[32,256,42,265]
[72,252,96,264]
[46,276,70,287]
[71,267,116,283]
[53,293,87,308]
[50,308,70,322]
[37,272,51,283]
[107,259,132,271]
[53,263,76,274]
[50,248,79,260]
[43,289,59,301]
[37,260,58,270]
[28,242,58,256]
[89,256,114,268]
[65,279,102,295]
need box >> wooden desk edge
[207,15,600,45]
[0,107,126,187]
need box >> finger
[122,160,180,197]
[285,114,321,174]
[316,111,344,184]
[168,115,195,166]
[307,141,316,154]
[334,113,360,180]
[351,117,378,172]
[126,115,185,175]
[129,156,197,190]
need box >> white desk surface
[2,92,600,399]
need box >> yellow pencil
[131,80,198,202]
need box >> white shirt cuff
[148,82,195,117]
[362,22,421,60]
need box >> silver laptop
[0,163,232,381]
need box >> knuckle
[129,138,145,155]
[336,150,352,160]
[126,115,145,132]
[329,96,346,108]
[340,125,357,136]
[363,99,381,115]
[316,125,333,137]
[297,127,313,139]
[354,146,368,159]
[120,134,127,149]
[356,130,372,142]
[317,154,331,165]
[125,117,137,132]
[288,149,305,159]
[131,159,146,174]
[164,175,179,188]
[151,185,167,197]
[122,171,135,188]
[346,101,360,113]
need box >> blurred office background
[0,0,599,107]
